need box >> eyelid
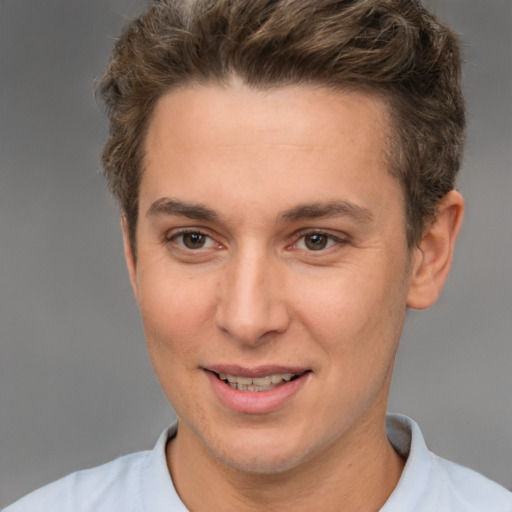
[165,226,208,240]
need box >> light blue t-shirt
[4,414,512,511]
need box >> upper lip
[204,365,310,378]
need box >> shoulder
[4,424,187,512]
[384,414,512,512]
[432,455,512,511]
[3,450,150,512]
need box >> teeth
[252,376,271,386]
[218,372,300,391]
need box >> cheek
[293,259,408,355]
[136,267,216,358]
[136,271,215,413]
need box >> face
[127,82,416,474]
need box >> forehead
[145,81,390,160]
[141,82,402,227]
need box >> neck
[167,412,404,512]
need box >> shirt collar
[381,413,434,510]
[140,423,188,511]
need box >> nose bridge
[215,244,289,344]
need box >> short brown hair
[99,0,465,252]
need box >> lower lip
[206,371,309,414]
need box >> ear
[407,190,464,310]
[121,216,139,301]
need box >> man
[5,0,511,510]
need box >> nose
[214,249,290,345]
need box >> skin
[123,81,464,511]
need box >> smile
[217,372,299,392]
[205,367,310,413]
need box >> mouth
[205,366,311,413]
[215,372,304,392]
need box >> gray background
[1,0,511,507]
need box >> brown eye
[304,233,329,250]
[181,232,207,249]
[173,232,208,249]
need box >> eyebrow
[279,201,374,223]
[146,198,218,221]
[146,197,373,224]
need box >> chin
[214,445,308,475]
[202,425,322,475]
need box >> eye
[303,233,330,250]
[168,230,217,250]
[294,231,343,251]
[181,232,207,249]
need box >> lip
[204,365,311,414]
[206,364,309,378]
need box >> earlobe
[407,190,465,310]
[121,217,139,300]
